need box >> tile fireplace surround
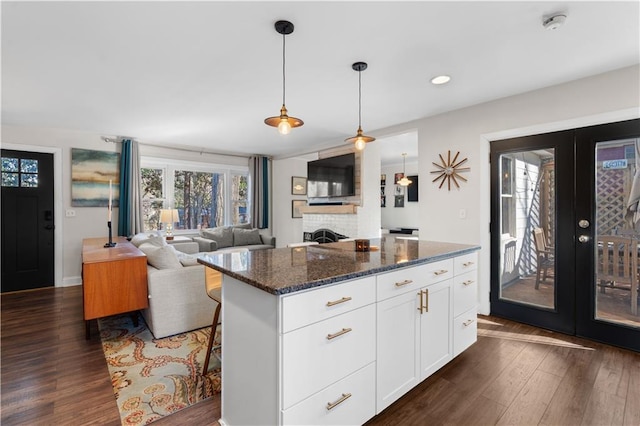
[302,212,358,241]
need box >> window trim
[141,156,250,231]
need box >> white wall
[272,155,313,247]
[375,64,640,315]
[1,126,249,285]
[381,161,419,230]
[357,141,382,239]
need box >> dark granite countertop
[197,236,480,295]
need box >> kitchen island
[198,237,480,426]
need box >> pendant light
[345,62,375,150]
[264,20,303,135]
[398,153,413,186]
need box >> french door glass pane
[498,149,556,309]
[594,138,640,328]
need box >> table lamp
[159,209,179,240]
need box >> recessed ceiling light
[431,75,451,85]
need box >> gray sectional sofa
[191,223,276,252]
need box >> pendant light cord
[282,32,286,106]
[358,69,362,128]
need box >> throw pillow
[130,233,153,247]
[175,251,200,267]
[146,235,168,247]
[233,227,263,246]
[139,243,182,269]
[201,226,233,249]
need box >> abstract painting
[71,148,120,207]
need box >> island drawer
[281,362,376,426]
[453,270,478,317]
[377,258,453,302]
[281,276,375,333]
[454,252,478,275]
[453,306,477,357]
[281,304,376,410]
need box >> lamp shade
[159,209,179,224]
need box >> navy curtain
[118,139,143,236]
[249,155,270,229]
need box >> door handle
[45,224,55,230]
[578,235,589,243]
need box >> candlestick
[104,220,116,248]
[108,179,112,222]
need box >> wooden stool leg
[203,303,221,375]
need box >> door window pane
[594,138,640,328]
[1,157,38,188]
[499,149,556,310]
[2,157,18,172]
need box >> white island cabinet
[199,239,480,425]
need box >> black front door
[490,119,640,352]
[1,149,55,292]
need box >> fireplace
[303,229,349,244]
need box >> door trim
[2,143,63,287]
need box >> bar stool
[202,267,222,375]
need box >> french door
[490,119,640,352]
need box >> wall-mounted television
[307,153,355,198]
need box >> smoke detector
[543,14,567,30]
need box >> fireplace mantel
[298,204,357,215]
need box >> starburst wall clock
[431,150,470,191]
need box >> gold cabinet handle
[326,296,352,307]
[395,279,413,287]
[326,393,352,410]
[463,319,475,327]
[417,289,429,314]
[463,261,475,267]
[424,288,429,312]
[462,280,474,286]
[326,328,352,340]
[433,269,448,276]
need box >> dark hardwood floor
[2,286,639,425]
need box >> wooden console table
[82,237,148,339]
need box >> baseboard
[61,276,82,287]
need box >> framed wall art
[71,148,120,207]
[291,176,307,195]
[292,199,307,218]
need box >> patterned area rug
[98,313,221,425]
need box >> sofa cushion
[131,233,166,248]
[201,226,233,249]
[139,243,182,269]
[176,251,200,267]
[233,227,263,246]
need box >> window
[140,158,250,232]
[1,157,38,187]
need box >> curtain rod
[102,137,269,159]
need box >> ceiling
[2,1,638,165]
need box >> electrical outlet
[65,209,76,217]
